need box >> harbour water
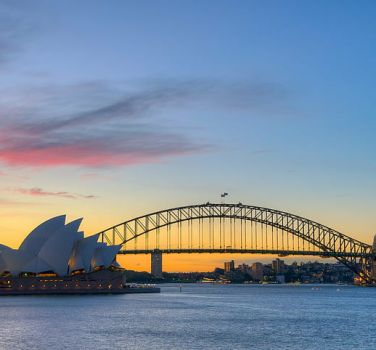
[1,284,375,349]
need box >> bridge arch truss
[98,203,374,281]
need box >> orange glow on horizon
[117,253,335,273]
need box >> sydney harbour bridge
[97,203,376,285]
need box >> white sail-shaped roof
[101,245,121,267]
[65,219,82,234]
[1,215,123,276]
[0,245,19,273]
[1,249,34,275]
[21,256,54,273]
[91,244,121,269]
[0,244,13,252]
[38,219,83,276]
[0,249,52,275]
[0,255,6,272]
[69,233,99,272]
[0,245,11,273]
[90,243,106,268]
[112,260,121,268]
[19,215,66,255]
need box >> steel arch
[98,203,375,281]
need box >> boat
[200,277,216,283]
[199,277,231,284]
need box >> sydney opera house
[0,216,158,295]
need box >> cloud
[0,80,286,168]
[12,187,97,199]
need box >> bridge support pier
[151,250,163,278]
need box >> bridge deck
[119,248,371,258]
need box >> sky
[0,0,375,272]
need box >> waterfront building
[251,262,264,281]
[0,215,121,276]
[0,216,159,295]
[272,258,285,274]
[224,260,235,272]
[238,263,251,274]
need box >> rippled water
[0,284,375,349]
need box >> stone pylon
[151,250,163,278]
[372,235,376,282]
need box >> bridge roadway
[119,248,372,258]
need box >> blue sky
[0,0,375,252]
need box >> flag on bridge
[221,192,228,198]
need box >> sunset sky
[0,1,375,272]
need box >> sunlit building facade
[251,262,264,281]
[272,259,285,274]
[224,260,235,272]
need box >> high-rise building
[238,263,250,273]
[272,258,285,274]
[251,262,264,281]
[224,260,235,272]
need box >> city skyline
[0,1,375,272]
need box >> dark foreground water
[0,284,375,350]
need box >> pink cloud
[0,82,211,169]
[12,187,97,199]
[0,87,205,168]
[0,79,281,169]
[0,142,196,168]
